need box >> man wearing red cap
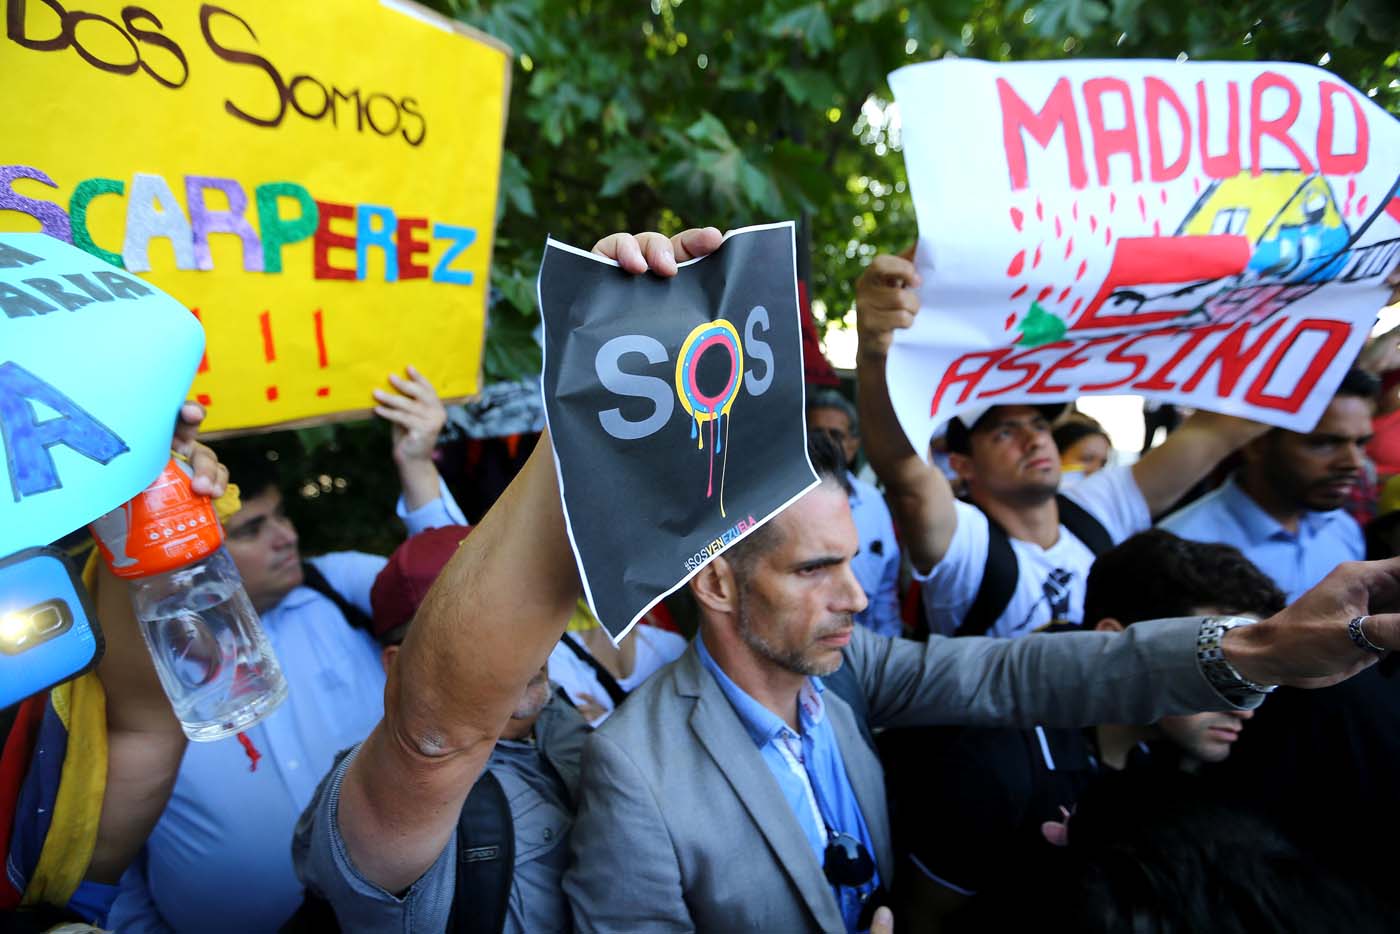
[289,524,588,933]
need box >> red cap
[370,524,473,642]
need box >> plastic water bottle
[90,459,287,741]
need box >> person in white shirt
[853,252,1265,638]
[548,601,686,725]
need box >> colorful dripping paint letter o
[674,319,744,514]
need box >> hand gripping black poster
[538,222,818,640]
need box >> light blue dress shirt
[1159,474,1363,602]
[847,472,902,638]
[109,485,466,933]
[696,636,880,933]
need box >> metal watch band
[1196,616,1277,704]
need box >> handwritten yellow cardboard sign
[1,0,510,433]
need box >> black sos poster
[538,223,817,639]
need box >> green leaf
[685,111,737,150]
[852,0,898,23]
[764,4,835,54]
[1033,0,1109,38]
[498,151,536,220]
[599,148,653,197]
[774,67,842,107]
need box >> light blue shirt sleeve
[396,477,468,533]
[293,746,458,933]
[109,850,177,934]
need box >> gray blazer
[563,617,1235,932]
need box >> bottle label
[90,458,224,578]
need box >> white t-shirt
[918,465,1150,639]
[547,624,688,725]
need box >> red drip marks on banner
[1064,237,1074,259]
[260,310,278,402]
[1037,285,1054,302]
[1076,259,1088,281]
[1005,313,1017,330]
[1032,244,1043,269]
[236,732,261,772]
[1153,220,1162,236]
[1007,250,1026,276]
[1011,284,1029,300]
[1036,198,1044,221]
[313,308,330,397]
[1054,216,1062,238]
[1137,194,1148,221]
[1193,177,1202,194]
[1357,195,1368,216]
[1072,202,1079,221]
[1071,297,1084,316]
[1160,188,1168,204]
[1089,214,1098,232]
[1109,192,1117,212]
[1057,286,1072,303]
[1104,225,1112,245]
[1010,207,1024,231]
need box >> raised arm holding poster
[887,59,1400,451]
[1,0,509,434]
[538,222,815,639]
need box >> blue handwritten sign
[0,233,204,556]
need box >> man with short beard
[1161,368,1378,600]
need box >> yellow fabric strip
[565,597,602,633]
[22,478,240,907]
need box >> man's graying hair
[806,389,859,435]
[723,431,851,581]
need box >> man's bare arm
[88,407,228,882]
[855,252,959,573]
[337,227,724,895]
[1132,410,1267,516]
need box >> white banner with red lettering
[886,58,1400,447]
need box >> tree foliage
[426,0,1397,377]
[278,0,1397,554]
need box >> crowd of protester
[4,225,1400,934]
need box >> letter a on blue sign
[0,362,129,501]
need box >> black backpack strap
[300,561,374,633]
[448,770,514,934]
[279,890,341,933]
[558,634,629,708]
[955,515,1017,638]
[1054,494,1114,556]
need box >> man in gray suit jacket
[283,226,1400,934]
[564,432,1400,932]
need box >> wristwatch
[1196,616,1277,706]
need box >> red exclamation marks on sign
[313,308,330,397]
[190,307,212,407]
[260,310,278,401]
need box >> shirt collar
[1220,475,1348,542]
[695,634,825,748]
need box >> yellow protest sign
[1,0,510,434]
